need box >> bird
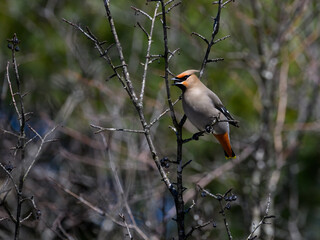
[172,69,239,159]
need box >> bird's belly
[183,102,212,130]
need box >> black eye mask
[176,74,191,81]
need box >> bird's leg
[205,113,221,133]
[182,130,205,143]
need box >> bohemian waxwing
[172,69,239,159]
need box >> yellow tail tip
[224,150,236,159]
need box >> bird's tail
[213,132,236,159]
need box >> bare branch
[6,62,21,120]
[214,34,231,44]
[52,179,148,240]
[137,22,150,38]
[149,96,181,127]
[0,128,22,138]
[90,124,145,134]
[62,18,133,99]
[206,57,224,63]
[3,202,17,223]
[119,213,133,239]
[20,212,32,223]
[168,48,180,62]
[184,200,196,214]
[0,163,18,194]
[199,0,223,78]
[213,0,234,7]
[156,1,182,17]
[131,6,152,21]
[23,125,58,182]
[191,32,209,45]
[247,194,275,240]
[139,2,160,106]
[185,220,212,239]
[103,0,138,103]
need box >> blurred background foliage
[0,0,319,239]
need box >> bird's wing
[207,90,239,127]
[215,104,239,128]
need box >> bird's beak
[171,77,182,86]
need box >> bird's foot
[205,125,214,133]
[192,131,204,140]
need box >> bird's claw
[192,131,204,140]
[205,125,213,133]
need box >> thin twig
[119,214,133,240]
[198,186,235,239]
[218,197,233,240]
[52,179,147,239]
[0,128,22,138]
[199,0,223,78]
[139,2,160,106]
[149,97,181,127]
[156,1,182,17]
[185,220,212,239]
[214,34,231,44]
[23,125,58,181]
[158,1,186,238]
[62,19,132,99]
[7,34,27,240]
[168,48,180,62]
[101,134,148,240]
[6,62,21,122]
[191,32,209,45]
[103,0,138,103]
[0,163,19,194]
[90,124,145,134]
[206,57,224,63]
[137,22,149,38]
[100,0,175,207]
[184,200,196,214]
[131,6,152,21]
[247,194,275,240]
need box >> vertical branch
[159,0,179,128]
[199,0,222,78]
[7,33,26,240]
[103,0,138,103]
[158,0,185,238]
[139,3,160,106]
[5,34,58,240]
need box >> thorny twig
[52,179,147,238]
[185,220,213,239]
[247,194,275,240]
[101,134,148,240]
[6,34,27,240]
[65,2,175,194]
[3,34,58,240]
[198,186,237,240]
[64,1,235,239]
[119,214,133,240]
[23,125,58,181]
[158,0,187,238]
[90,124,145,134]
[139,2,160,106]
[198,0,223,78]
